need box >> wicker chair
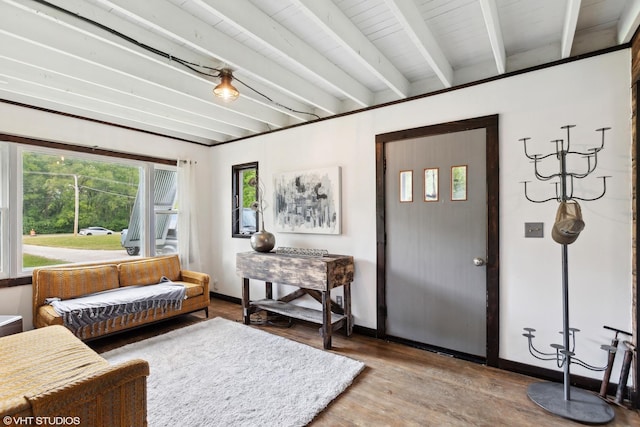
[0,325,148,426]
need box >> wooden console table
[236,251,354,349]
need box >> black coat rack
[520,125,614,424]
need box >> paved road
[23,244,139,263]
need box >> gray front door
[384,128,488,358]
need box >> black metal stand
[528,383,614,424]
[521,125,614,424]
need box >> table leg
[242,277,250,325]
[265,281,273,300]
[322,290,332,349]
[344,282,353,336]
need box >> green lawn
[23,233,122,250]
[23,253,68,268]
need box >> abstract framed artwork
[451,165,468,201]
[274,166,341,234]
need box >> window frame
[231,162,259,238]
[0,143,8,280]
[0,134,178,288]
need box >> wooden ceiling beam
[292,0,410,99]
[618,0,640,44]
[561,0,581,59]
[383,0,453,88]
[479,0,506,74]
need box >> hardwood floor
[88,297,640,426]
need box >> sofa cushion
[181,281,204,298]
[35,264,119,301]
[118,255,181,287]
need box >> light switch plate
[525,222,544,238]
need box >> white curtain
[177,159,201,271]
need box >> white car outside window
[78,227,114,235]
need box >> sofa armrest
[181,270,210,292]
[35,305,64,328]
[24,359,149,427]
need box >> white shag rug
[102,317,365,427]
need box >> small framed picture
[424,168,439,202]
[399,170,413,202]
[451,165,467,201]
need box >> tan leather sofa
[0,325,149,426]
[32,254,209,340]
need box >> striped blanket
[45,277,186,337]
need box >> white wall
[0,103,213,329]
[209,49,632,379]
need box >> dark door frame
[375,114,500,367]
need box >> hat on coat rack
[551,200,585,245]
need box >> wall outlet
[212,279,219,291]
[524,222,544,238]
[336,296,343,307]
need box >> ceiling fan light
[213,69,239,102]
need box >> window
[120,167,179,257]
[0,135,180,285]
[20,148,144,271]
[232,162,258,237]
[0,142,180,282]
[153,167,179,255]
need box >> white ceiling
[1,0,638,146]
